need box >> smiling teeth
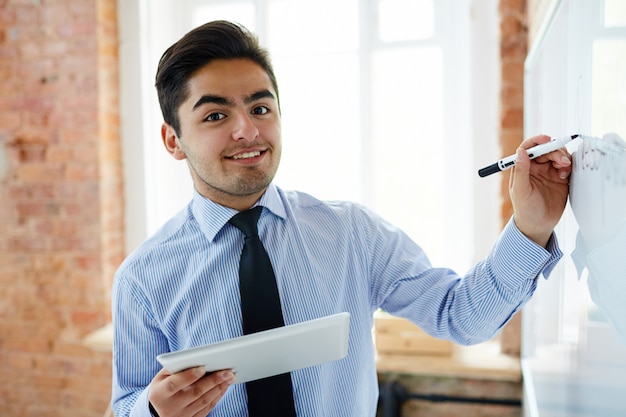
[232,151,261,160]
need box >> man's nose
[231,111,259,141]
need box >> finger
[514,147,531,177]
[555,152,572,179]
[548,149,572,169]
[164,366,207,395]
[521,133,572,167]
[187,370,235,398]
[519,134,551,150]
[536,146,572,178]
[558,167,570,180]
[185,371,236,417]
[509,148,529,199]
[149,367,206,417]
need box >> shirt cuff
[129,389,153,417]
[492,217,563,290]
[541,230,563,278]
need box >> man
[112,20,572,417]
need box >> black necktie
[229,206,297,417]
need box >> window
[119,0,499,275]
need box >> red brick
[7,183,54,199]
[46,145,73,163]
[14,6,39,25]
[65,162,98,181]
[500,13,525,38]
[501,108,524,129]
[17,163,64,182]
[0,8,17,25]
[8,236,47,252]
[501,86,524,110]
[0,111,21,131]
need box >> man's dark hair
[155,20,280,137]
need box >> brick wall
[498,0,528,224]
[497,0,528,356]
[497,0,552,356]
[497,0,555,233]
[0,1,122,416]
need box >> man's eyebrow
[192,95,233,111]
[245,89,276,104]
[191,90,275,111]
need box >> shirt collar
[191,183,286,242]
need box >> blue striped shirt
[111,183,562,417]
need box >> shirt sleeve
[111,271,168,417]
[370,214,563,345]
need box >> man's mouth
[231,151,262,160]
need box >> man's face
[162,58,282,210]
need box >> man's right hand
[148,367,236,417]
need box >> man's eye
[205,112,225,122]
[252,106,269,115]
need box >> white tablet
[156,312,350,384]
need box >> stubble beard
[181,137,281,203]
[189,155,280,202]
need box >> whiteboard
[522,1,626,416]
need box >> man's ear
[161,123,187,160]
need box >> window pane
[592,39,626,135]
[371,46,445,261]
[273,54,362,201]
[267,0,359,55]
[192,2,256,30]
[604,0,626,27]
[378,0,434,41]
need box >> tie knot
[229,206,263,238]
